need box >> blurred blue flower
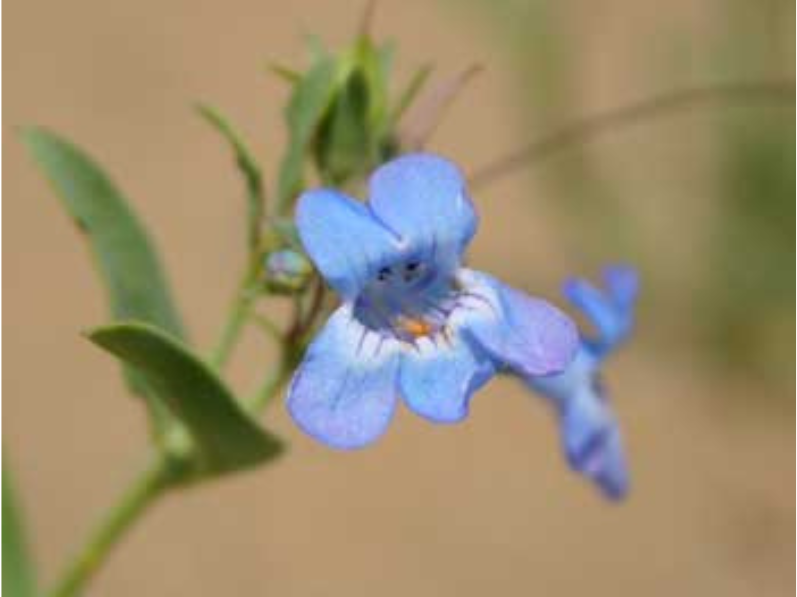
[526,266,638,500]
[288,153,579,449]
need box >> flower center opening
[353,258,460,344]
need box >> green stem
[468,80,795,190]
[247,361,293,414]
[249,311,283,342]
[48,458,170,597]
[208,268,258,369]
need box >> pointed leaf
[353,35,393,130]
[276,58,337,211]
[267,62,302,84]
[22,128,186,432]
[3,466,37,597]
[88,322,283,475]
[196,104,265,253]
[313,69,372,184]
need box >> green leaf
[267,62,302,84]
[276,58,337,212]
[353,35,393,131]
[3,466,37,597]
[21,127,187,433]
[196,104,265,254]
[88,322,283,475]
[313,69,372,184]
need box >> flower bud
[263,249,312,293]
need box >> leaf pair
[23,128,187,436]
[21,128,283,479]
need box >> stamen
[373,335,386,358]
[396,316,434,339]
[355,326,369,356]
[419,296,453,318]
[368,304,398,336]
[459,290,498,315]
[439,325,455,347]
[354,259,486,348]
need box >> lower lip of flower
[352,275,497,352]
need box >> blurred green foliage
[709,109,794,388]
[706,0,795,389]
[3,467,37,597]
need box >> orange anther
[397,317,433,338]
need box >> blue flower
[525,265,638,500]
[288,153,579,449]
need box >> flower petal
[560,384,629,501]
[563,266,637,357]
[525,348,597,404]
[399,332,495,423]
[524,346,628,499]
[456,269,579,377]
[603,264,639,310]
[286,305,400,449]
[368,154,477,271]
[296,189,404,300]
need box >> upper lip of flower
[563,264,639,359]
[296,153,476,302]
[288,152,579,450]
[297,153,483,348]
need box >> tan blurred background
[4,0,794,595]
